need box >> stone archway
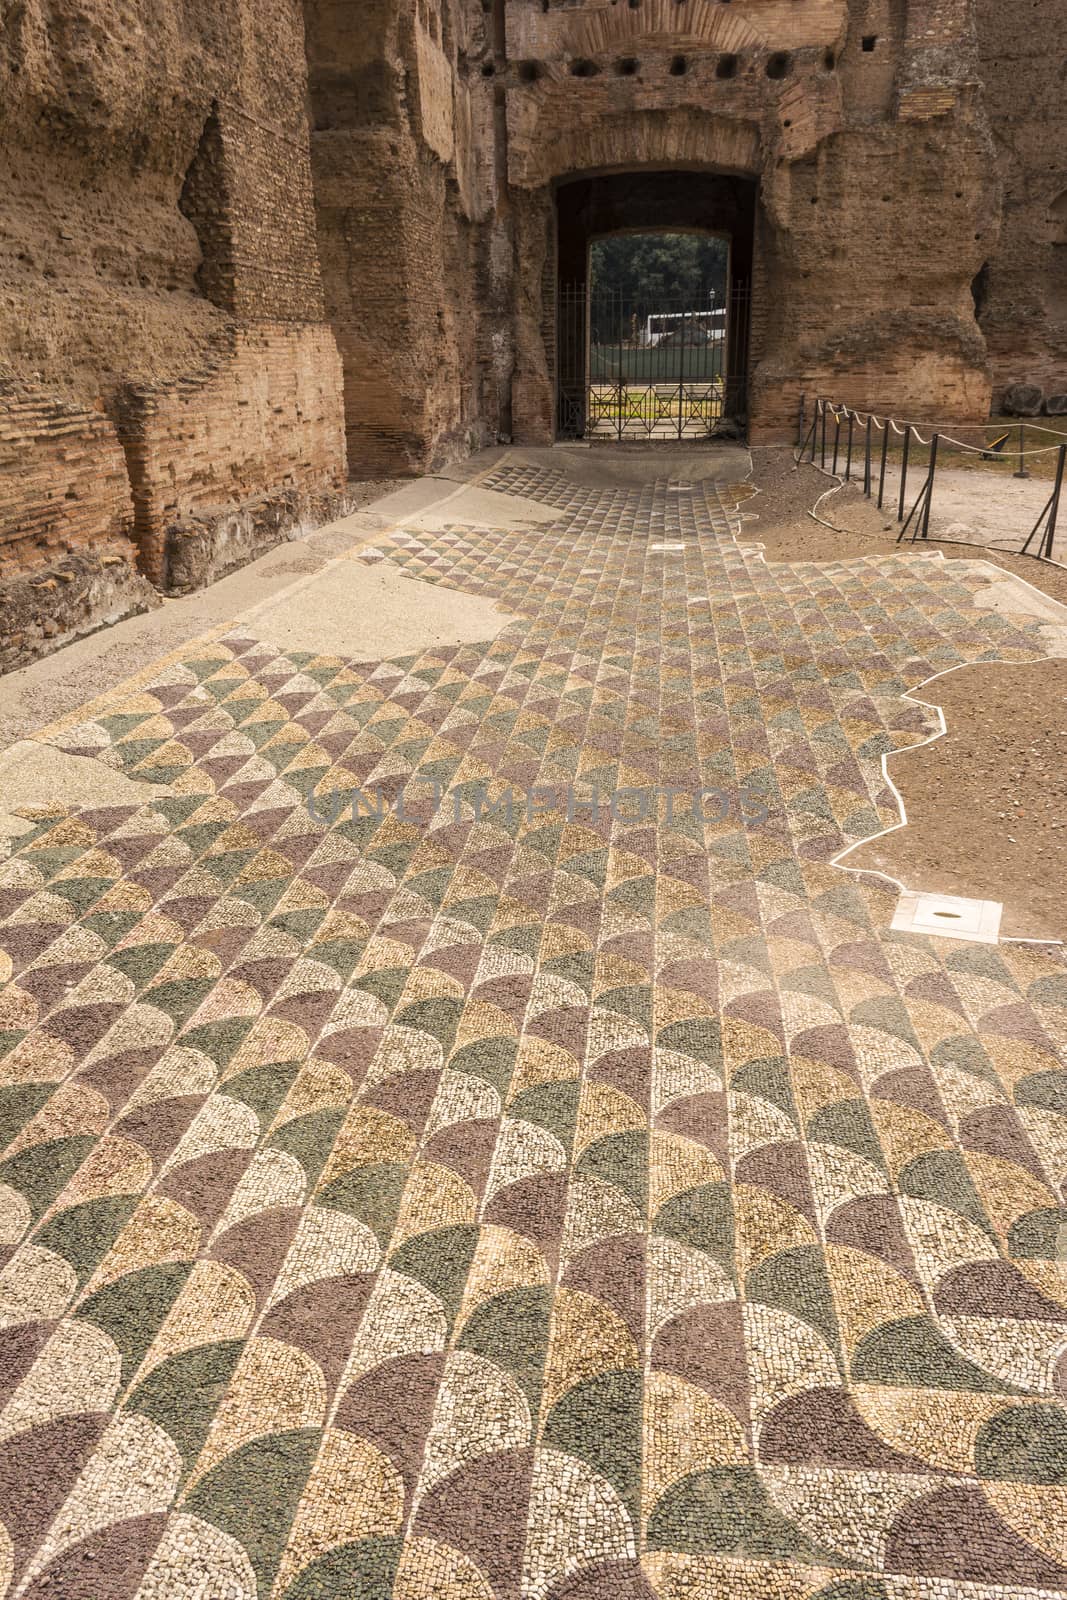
[552,170,758,440]
[504,107,767,446]
[509,109,763,194]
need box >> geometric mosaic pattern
[0,464,1065,1599]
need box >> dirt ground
[347,477,410,510]
[745,448,1067,604]
[744,448,1067,943]
[845,661,1067,942]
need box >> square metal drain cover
[891,891,1002,944]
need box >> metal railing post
[798,393,806,452]
[798,403,821,467]
[1015,421,1029,480]
[810,399,819,463]
[878,420,889,509]
[1021,442,1066,559]
[921,434,939,539]
[832,410,841,475]
[864,416,872,496]
[1046,443,1067,559]
[617,287,624,442]
[897,426,912,521]
[845,412,855,482]
[820,400,828,468]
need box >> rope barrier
[815,401,1067,457]
[796,395,1067,564]
[903,431,1067,457]
[889,433,1064,458]
[818,400,1067,441]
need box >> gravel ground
[744,447,1067,941]
[346,476,411,509]
[846,661,1067,941]
[744,446,1067,607]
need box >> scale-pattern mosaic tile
[0,468,1065,1600]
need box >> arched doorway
[554,169,757,441]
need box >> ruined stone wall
[503,0,995,442]
[0,393,133,575]
[303,0,510,476]
[0,384,160,669]
[975,0,1067,412]
[0,0,347,663]
[10,0,1067,671]
[120,325,347,593]
[311,0,1002,457]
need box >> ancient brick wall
[303,0,508,477]
[0,0,347,668]
[975,0,1067,411]
[502,0,994,442]
[9,0,1067,669]
[0,392,134,577]
[180,106,326,328]
[119,325,347,592]
[0,390,157,671]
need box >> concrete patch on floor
[0,740,173,837]
[971,565,1067,622]
[358,475,499,525]
[258,511,394,564]
[0,812,35,857]
[513,442,753,489]
[1038,623,1067,657]
[0,512,409,758]
[246,556,514,660]
[402,483,560,532]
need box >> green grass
[589,384,724,423]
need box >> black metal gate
[557,283,749,441]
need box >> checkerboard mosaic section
[0,467,1065,1599]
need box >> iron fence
[795,396,1067,562]
[557,283,749,442]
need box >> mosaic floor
[1,462,1066,1599]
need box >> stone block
[1003,384,1045,416]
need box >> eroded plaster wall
[0,0,347,659]
[7,0,1067,671]
[975,0,1067,410]
[504,0,996,441]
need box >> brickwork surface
[0,394,135,577]
[121,326,348,592]
[0,0,347,657]
[306,0,998,460]
[1,464,1065,1598]
[975,0,1067,409]
[5,0,1067,659]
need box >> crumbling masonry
[2,0,1066,664]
